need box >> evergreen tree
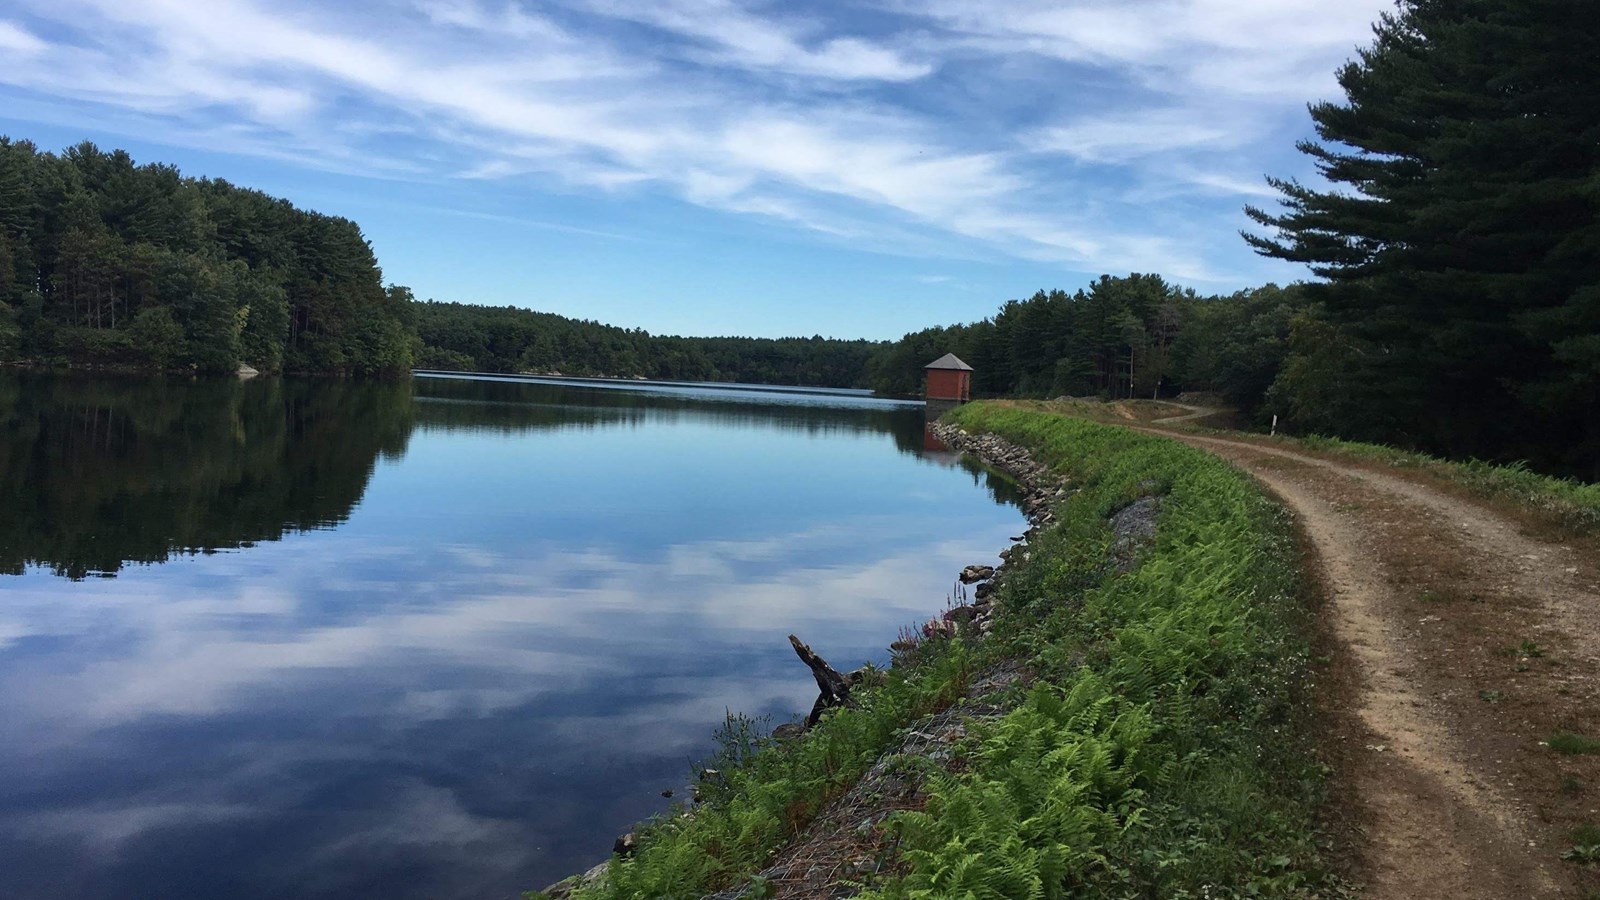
[1244,0,1600,473]
[0,139,415,375]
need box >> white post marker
[1271,414,1278,436]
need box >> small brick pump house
[924,353,973,402]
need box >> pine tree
[1244,0,1600,475]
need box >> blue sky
[0,0,1390,339]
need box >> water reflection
[0,372,1023,899]
[0,373,413,579]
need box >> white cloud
[0,0,1393,284]
[0,20,47,54]
[907,0,1382,100]
[1027,108,1245,162]
[416,0,569,41]
[572,0,933,81]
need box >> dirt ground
[1146,425,1600,898]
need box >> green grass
[1288,435,1600,535]
[536,402,1337,898]
[1549,732,1600,755]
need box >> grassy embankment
[1286,434,1600,535]
[1013,398,1600,535]
[536,403,1338,899]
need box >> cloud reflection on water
[0,374,1023,899]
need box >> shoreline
[537,419,1069,899]
[533,402,1336,899]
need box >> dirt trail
[1148,402,1220,425]
[1144,429,1600,899]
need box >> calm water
[0,371,1023,899]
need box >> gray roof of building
[924,353,974,371]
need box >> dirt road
[1146,429,1600,898]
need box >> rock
[613,832,636,857]
[660,788,674,798]
[541,860,609,900]
[1107,497,1161,573]
[772,722,806,742]
[959,564,995,584]
[541,879,576,899]
[974,581,997,601]
[943,604,978,625]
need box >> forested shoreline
[0,139,885,386]
[413,300,882,387]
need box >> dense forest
[0,139,416,375]
[413,300,881,387]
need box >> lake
[0,371,1023,899]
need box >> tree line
[0,138,415,375]
[863,275,1304,416]
[0,140,883,386]
[413,299,882,387]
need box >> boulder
[771,722,806,742]
[943,604,979,625]
[958,564,996,584]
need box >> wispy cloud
[0,0,1390,284]
[0,20,47,54]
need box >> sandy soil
[1150,429,1600,898]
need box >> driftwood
[789,634,854,727]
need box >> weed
[1479,689,1503,702]
[1562,775,1587,797]
[1498,639,1545,659]
[1565,824,1600,864]
[1549,732,1600,755]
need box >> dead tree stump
[789,634,854,727]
